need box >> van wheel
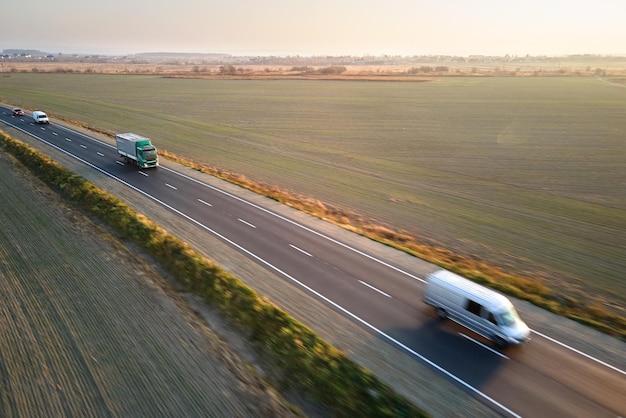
[493,336,507,348]
[436,308,447,319]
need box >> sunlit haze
[2,0,625,56]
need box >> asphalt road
[2,107,625,417]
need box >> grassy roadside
[0,131,427,417]
[159,150,626,341]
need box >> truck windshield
[496,309,520,327]
[143,148,157,159]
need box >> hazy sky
[2,0,625,56]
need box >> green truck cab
[115,133,159,168]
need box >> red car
[12,108,25,116]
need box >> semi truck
[115,133,159,168]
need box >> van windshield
[496,308,520,327]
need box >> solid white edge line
[358,280,392,298]
[531,329,626,376]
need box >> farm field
[0,152,296,417]
[2,74,625,313]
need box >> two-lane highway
[2,107,625,417]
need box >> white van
[423,269,530,347]
[33,111,49,124]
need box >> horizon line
[3,48,626,59]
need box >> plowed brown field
[0,151,297,417]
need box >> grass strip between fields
[0,131,428,417]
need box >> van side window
[466,300,482,316]
[479,307,498,324]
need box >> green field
[2,74,625,309]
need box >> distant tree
[319,66,346,75]
[219,65,237,75]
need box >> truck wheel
[436,308,447,319]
